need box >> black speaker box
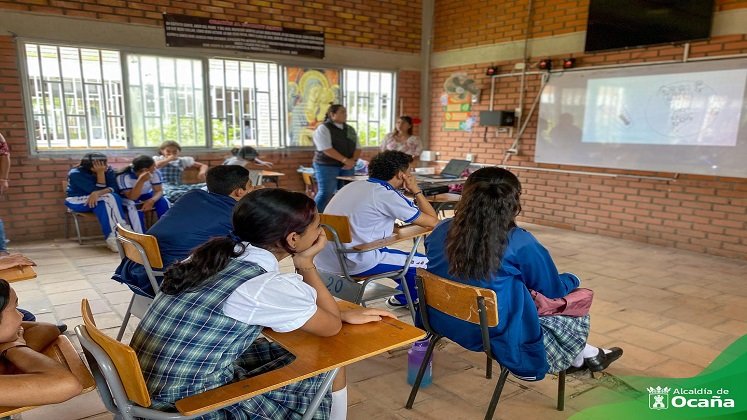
[480,110,516,127]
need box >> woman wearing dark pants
[312,104,361,212]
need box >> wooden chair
[301,172,317,198]
[405,268,567,419]
[76,299,425,420]
[0,335,96,417]
[319,214,432,321]
[114,223,164,341]
[63,180,99,244]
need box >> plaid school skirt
[539,314,590,373]
[162,183,206,203]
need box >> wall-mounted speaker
[480,110,515,127]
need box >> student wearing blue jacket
[65,153,129,252]
[425,167,622,380]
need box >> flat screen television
[584,0,715,53]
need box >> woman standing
[311,104,360,211]
[425,167,622,380]
[380,116,423,159]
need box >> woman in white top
[381,116,423,159]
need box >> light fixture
[562,57,576,69]
[538,59,552,71]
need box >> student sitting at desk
[315,150,440,308]
[113,165,252,297]
[130,188,393,419]
[425,167,622,380]
[116,155,170,233]
[0,279,83,406]
[224,146,274,168]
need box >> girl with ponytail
[425,167,622,381]
[130,188,393,419]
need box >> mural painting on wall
[286,68,341,146]
[441,72,479,131]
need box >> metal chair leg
[64,211,70,240]
[484,367,510,420]
[557,370,566,411]
[486,354,492,379]
[405,335,441,409]
[73,213,83,245]
[301,368,339,420]
[116,296,136,341]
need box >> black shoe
[585,347,623,372]
[57,324,68,334]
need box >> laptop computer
[417,159,471,180]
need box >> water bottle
[407,339,433,387]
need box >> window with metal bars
[127,55,206,148]
[209,59,282,149]
[343,69,395,148]
[24,44,127,151]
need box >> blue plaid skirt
[539,314,590,373]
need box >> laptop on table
[417,159,471,180]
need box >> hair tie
[227,231,242,243]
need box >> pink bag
[530,288,594,317]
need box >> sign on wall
[163,14,325,58]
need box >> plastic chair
[75,299,338,420]
[114,223,163,341]
[301,172,317,198]
[319,214,431,321]
[405,268,567,419]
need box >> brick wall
[429,33,747,259]
[0,0,421,53]
[396,70,423,134]
[0,27,419,240]
[433,0,747,52]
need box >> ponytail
[160,237,245,295]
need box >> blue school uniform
[65,167,127,238]
[113,189,237,296]
[425,219,583,380]
[116,168,170,233]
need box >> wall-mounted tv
[584,0,715,53]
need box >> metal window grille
[25,44,127,151]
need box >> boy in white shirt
[314,150,439,307]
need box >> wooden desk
[0,265,37,283]
[426,193,462,217]
[337,175,467,188]
[336,175,368,184]
[0,335,96,417]
[354,225,433,251]
[175,301,425,416]
[261,170,285,187]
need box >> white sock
[330,387,347,420]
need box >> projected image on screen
[535,58,747,178]
[582,69,745,146]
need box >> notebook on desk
[417,159,471,180]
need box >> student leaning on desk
[0,279,82,406]
[129,188,393,420]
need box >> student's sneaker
[385,296,409,309]
[105,235,120,253]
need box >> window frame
[341,68,397,148]
[17,39,397,156]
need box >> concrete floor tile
[661,341,722,368]
[607,341,670,373]
[47,289,104,306]
[614,325,680,351]
[658,322,734,348]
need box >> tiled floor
[8,222,747,419]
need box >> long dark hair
[78,152,108,172]
[161,188,317,294]
[0,279,9,321]
[397,116,414,136]
[231,146,259,161]
[119,155,154,176]
[445,167,522,280]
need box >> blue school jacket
[424,219,579,380]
